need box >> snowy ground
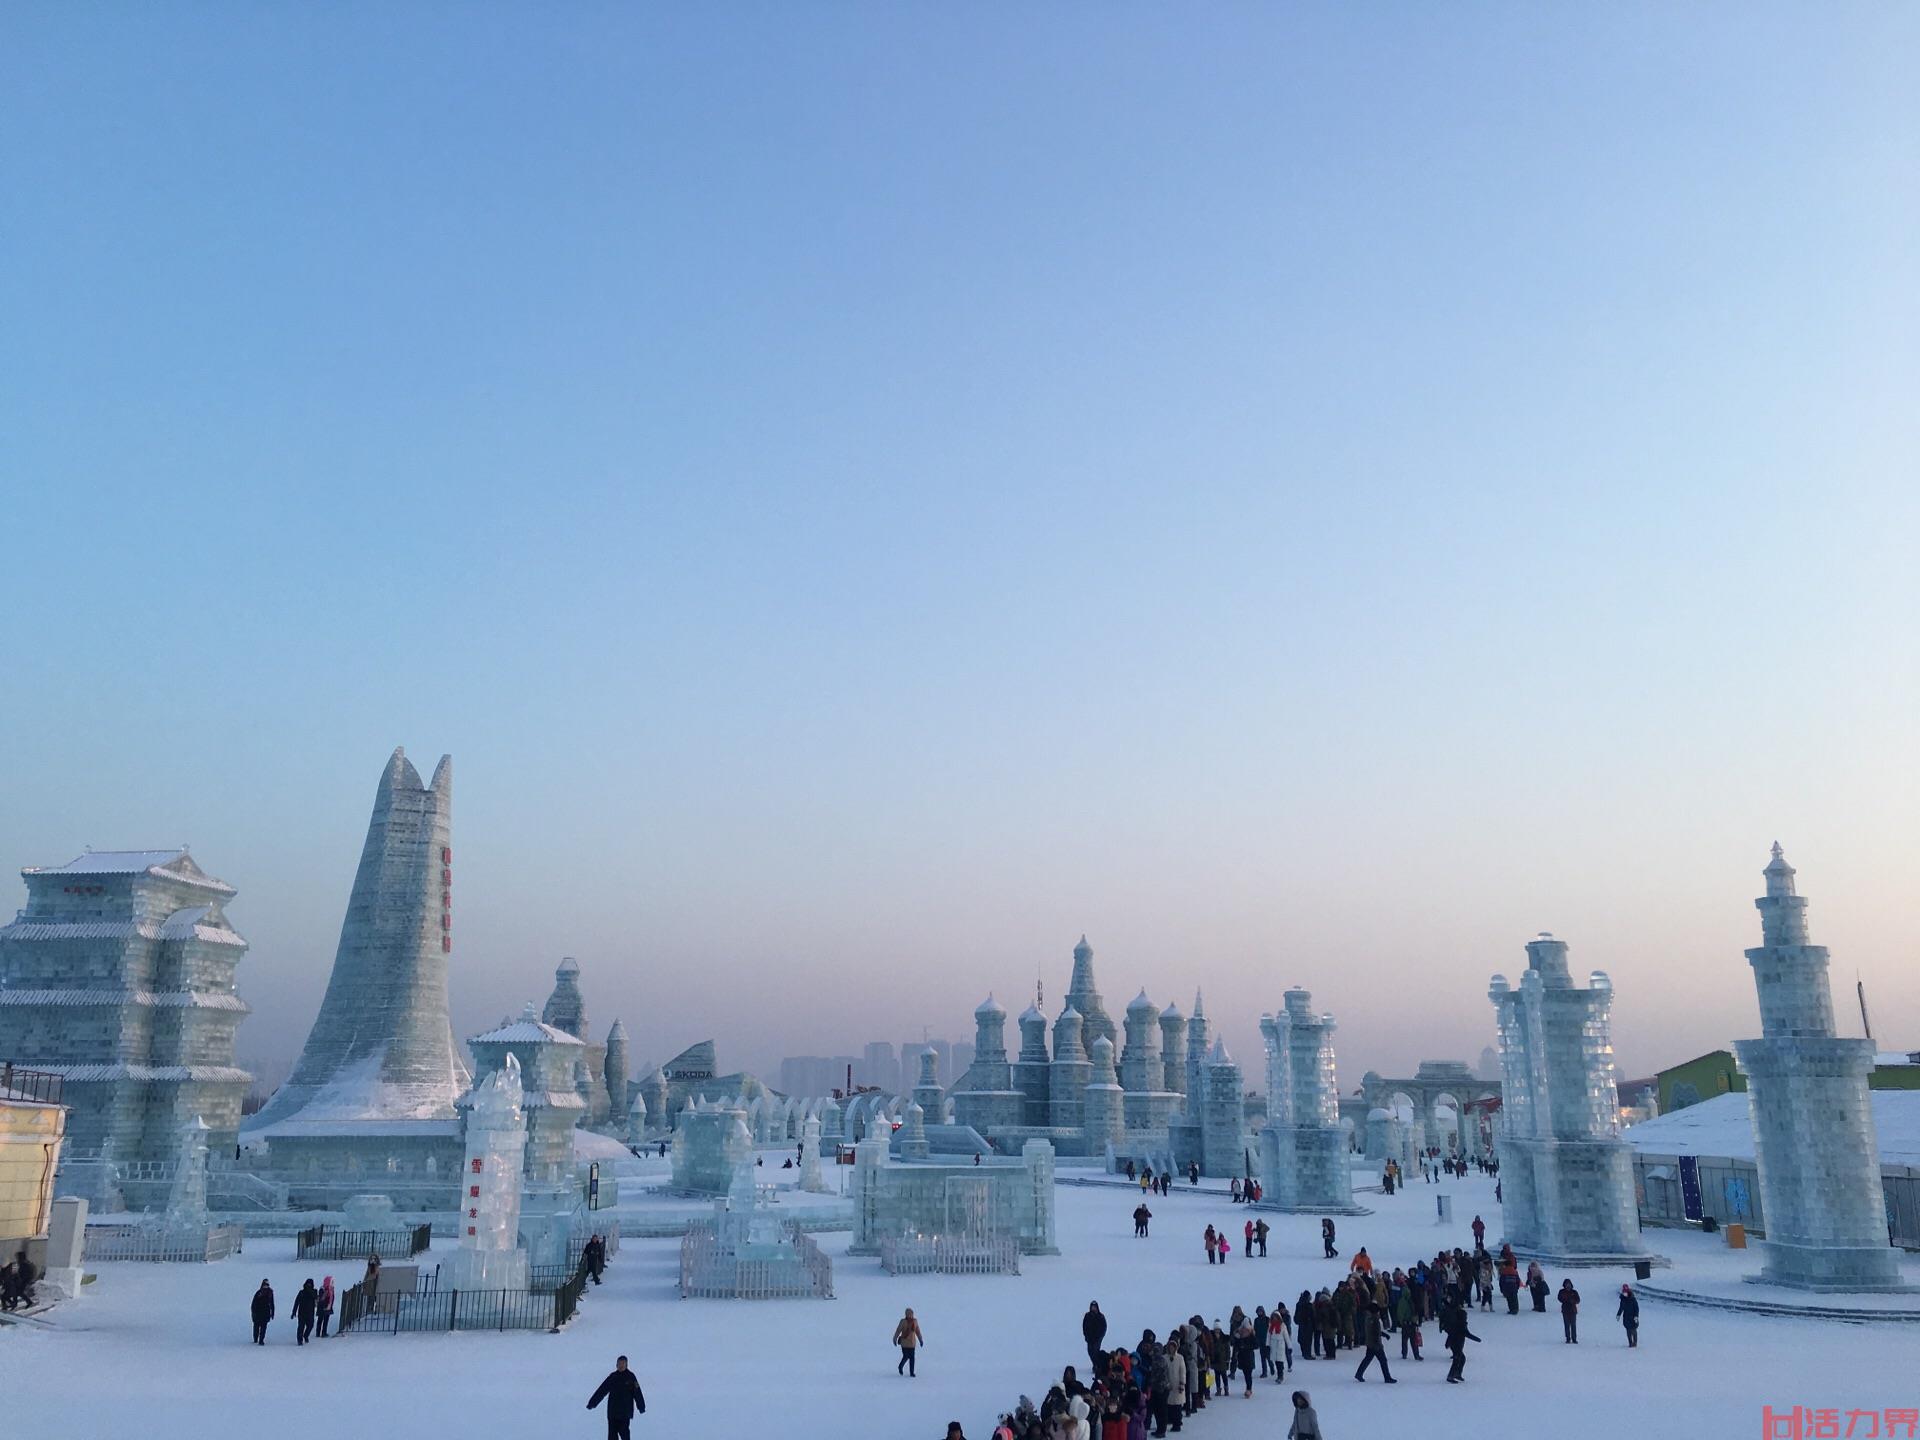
[3,1168,1903,1439]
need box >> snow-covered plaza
[6,1155,1912,1440]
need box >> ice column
[1488,933,1650,1263]
[1082,1035,1126,1160]
[1734,846,1903,1290]
[446,1054,530,1291]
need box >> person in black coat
[587,1356,646,1440]
[1440,1304,1479,1383]
[1,1250,37,1312]
[1616,1285,1640,1348]
[1353,1304,1395,1385]
[1558,1280,1581,1344]
[1320,1218,1337,1259]
[1082,1301,1108,1366]
[249,1280,275,1345]
[291,1278,319,1345]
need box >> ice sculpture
[444,1054,530,1292]
[1489,933,1653,1264]
[1734,846,1904,1290]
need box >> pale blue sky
[3,4,1916,1084]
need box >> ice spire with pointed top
[247,746,468,1132]
[1064,934,1115,1052]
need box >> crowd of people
[951,1192,1643,1440]
[973,1297,1325,1440]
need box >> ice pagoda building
[0,848,251,1211]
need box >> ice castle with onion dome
[947,936,1251,1176]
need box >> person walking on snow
[1394,1284,1421,1361]
[894,1307,925,1375]
[316,1275,334,1338]
[1321,1217,1337,1258]
[291,1277,318,1345]
[1617,1284,1639,1347]
[1083,1301,1108,1366]
[1470,1214,1485,1248]
[249,1279,274,1345]
[586,1355,645,1440]
[1558,1280,1581,1343]
[1244,1219,1255,1258]
[1353,1301,1396,1384]
[1203,1225,1217,1264]
[1134,1203,1153,1238]
[1255,1218,1270,1257]
[1441,1303,1480,1383]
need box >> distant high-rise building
[950,1041,975,1087]
[779,1055,855,1096]
[859,1041,900,1092]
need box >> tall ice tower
[1733,845,1903,1290]
[248,747,467,1130]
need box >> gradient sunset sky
[3,4,1915,1086]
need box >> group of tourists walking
[981,1298,1321,1440]
[246,1275,334,1344]
[960,1200,1646,1439]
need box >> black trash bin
[1634,1260,1652,1281]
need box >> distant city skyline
[5,6,1916,1089]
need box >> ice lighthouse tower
[1733,844,1903,1291]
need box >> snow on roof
[468,1018,584,1046]
[23,849,235,895]
[243,1045,464,1134]
[154,905,246,946]
[33,1063,252,1084]
[0,989,249,1012]
[249,1118,462,1139]
[1623,1090,1920,1168]
[574,1127,632,1162]
[0,912,243,947]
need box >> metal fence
[296,1223,433,1261]
[82,1223,246,1263]
[0,1062,63,1106]
[333,1253,597,1335]
[879,1232,1021,1276]
[678,1223,834,1299]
